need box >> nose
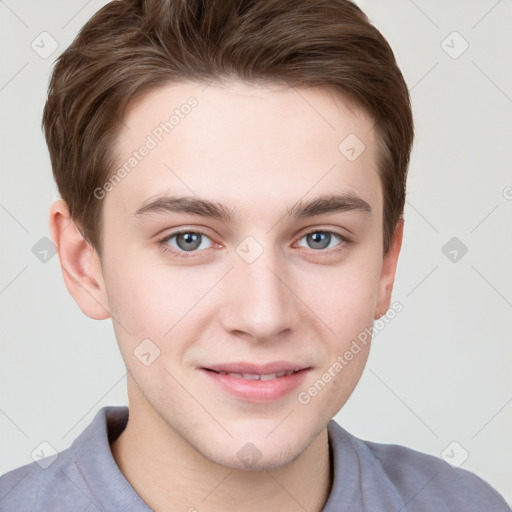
[218,242,302,342]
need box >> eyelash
[157,229,352,259]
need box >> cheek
[297,334,371,420]
[309,251,382,343]
[103,252,217,364]
[104,245,194,328]
[314,252,381,407]
[105,270,163,333]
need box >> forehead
[107,80,381,221]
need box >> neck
[110,386,333,512]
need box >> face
[73,80,400,470]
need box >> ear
[49,199,111,320]
[374,217,404,320]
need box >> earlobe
[49,199,111,320]
[374,218,404,320]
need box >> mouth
[203,368,301,380]
[199,362,311,402]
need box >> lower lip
[200,368,310,402]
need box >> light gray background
[1,0,511,504]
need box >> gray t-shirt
[0,406,509,511]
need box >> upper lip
[201,361,310,374]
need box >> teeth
[241,373,260,380]
[217,370,297,380]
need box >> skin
[49,80,403,512]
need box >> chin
[208,442,301,472]
[192,423,317,472]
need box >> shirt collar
[75,406,366,511]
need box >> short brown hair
[43,0,413,255]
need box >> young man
[0,0,509,510]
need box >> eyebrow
[133,192,372,222]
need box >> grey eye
[298,232,341,250]
[166,232,213,252]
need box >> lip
[202,361,308,374]
[199,361,311,403]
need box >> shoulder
[0,447,98,512]
[0,461,39,510]
[364,439,508,509]
[328,420,510,511]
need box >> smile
[209,369,299,380]
[201,366,310,402]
